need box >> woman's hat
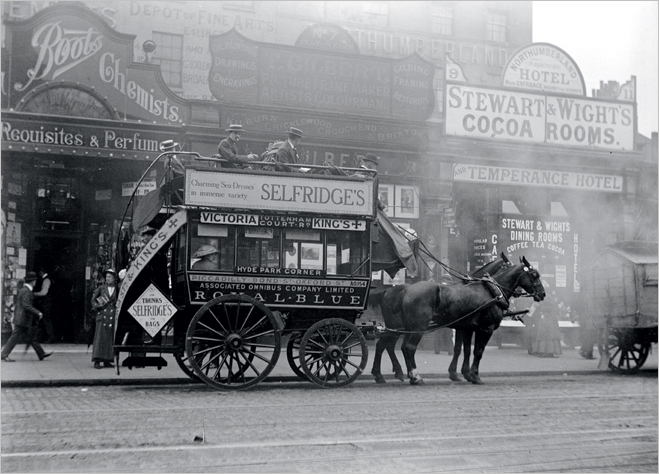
[287,127,303,138]
[193,245,219,258]
[24,271,38,282]
[225,124,246,133]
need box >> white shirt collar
[25,283,33,291]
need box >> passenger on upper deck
[217,124,259,168]
[274,127,303,168]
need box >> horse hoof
[449,373,462,382]
[374,374,386,384]
[409,377,425,385]
[471,377,484,385]
[394,371,405,382]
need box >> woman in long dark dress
[91,269,118,369]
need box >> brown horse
[375,257,544,385]
[370,254,511,384]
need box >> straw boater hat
[287,127,303,138]
[225,124,246,133]
[104,269,117,277]
[193,245,219,258]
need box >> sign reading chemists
[453,163,623,193]
[185,170,374,216]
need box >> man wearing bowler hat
[2,271,52,362]
[217,124,259,168]
[275,127,304,167]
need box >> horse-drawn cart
[112,144,409,390]
[583,241,658,373]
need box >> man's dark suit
[274,140,299,165]
[2,283,46,359]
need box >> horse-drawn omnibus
[112,143,389,390]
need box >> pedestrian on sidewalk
[1,272,53,362]
[91,269,118,369]
[32,267,55,343]
[532,284,563,358]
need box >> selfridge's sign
[502,43,586,96]
[445,84,634,150]
[185,170,375,216]
[208,29,435,121]
[7,5,187,124]
[127,284,178,337]
[188,274,369,310]
[453,163,623,193]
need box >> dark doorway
[32,235,84,343]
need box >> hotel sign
[502,43,586,96]
[445,84,634,151]
[185,169,375,216]
[453,163,624,193]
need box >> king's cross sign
[128,284,178,337]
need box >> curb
[1,370,616,389]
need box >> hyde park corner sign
[208,29,435,122]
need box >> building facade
[1,1,654,341]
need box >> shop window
[36,175,80,230]
[551,202,569,217]
[326,230,368,276]
[431,5,453,36]
[190,223,234,271]
[237,227,281,269]
[283,229,323,271]
[151,32,183,88]
[502,200,521,214]
[486,11,507,43]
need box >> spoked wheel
[299,318,368,388]
[186,295,281,390]
[607,328,651,374]
[286,333,308,380]
[174,348,200,381]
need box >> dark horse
[370,254,511,384]
[372,257,545,385]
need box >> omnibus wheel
[286,334,308,380]
[299,318,368,388]
[174,348,200,382]
[186,294,281,390]
[607,328,651,374]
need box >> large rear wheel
[185,295,281,390]
[607,328,651,374]
[286,333,308,380]
[299,318,368,388]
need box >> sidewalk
[1,342,656,388]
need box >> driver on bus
[191,245,219,271]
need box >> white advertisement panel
[453,163,623,193]
[545,96,634,150]
[185,170,374,216]
[445,84,547,143]
[445,84,635,151]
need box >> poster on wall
[395,185,419,219]
[378,184,395,217]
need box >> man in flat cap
[217,124,259,168]
[2,271,52,362]
[191,244,219,271]
[274,127,303,167]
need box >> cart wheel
[299,318,368,388]
[174,348,200,382]
[286,334,308,380]
[186,295,281,390]
[607,328,651,374]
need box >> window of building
[431,5,453,36]
[151,32,183,88]
[486,11,507,43]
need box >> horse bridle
[491,266,543,300]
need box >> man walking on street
[33,267,55,343]
[2,272,52,362]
